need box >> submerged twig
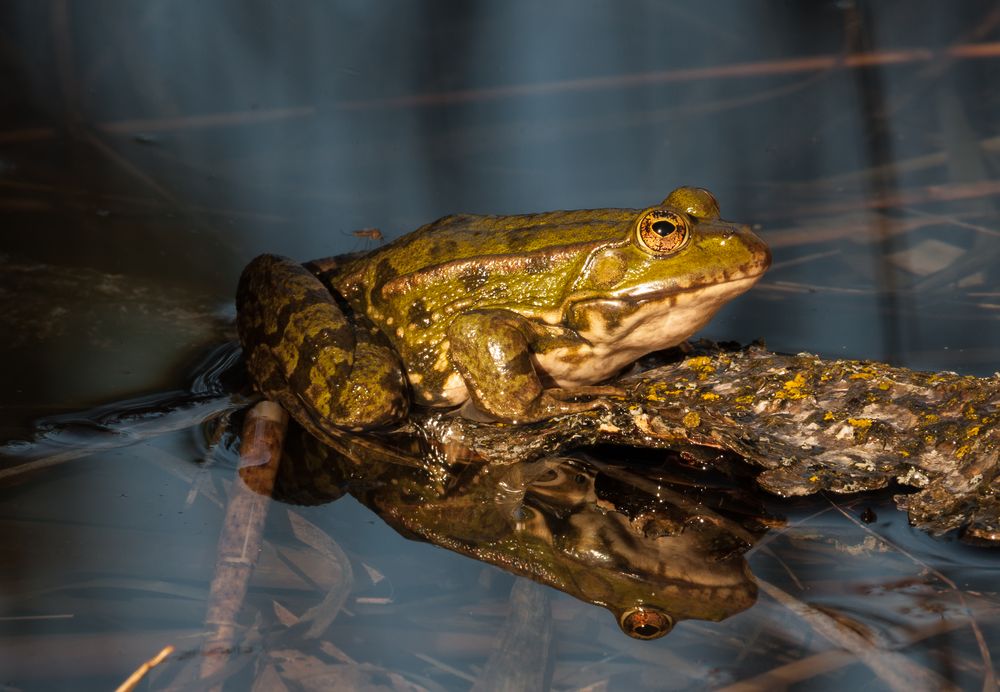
[472,578,552,692]
[200,400,287,684]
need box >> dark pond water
[1,1,999,689]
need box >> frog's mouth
[606,272,763,304]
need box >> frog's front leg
[447,310,605,423]
[237,254,408,433]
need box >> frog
[236,186,770,436]
[272,430,762,639]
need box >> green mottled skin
[236,187,770,435]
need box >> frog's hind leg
[236,254,409,433]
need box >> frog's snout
[738,223,772,276]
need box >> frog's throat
[627,278,756,304]
[532,276,760,388]
[565,274,762,328]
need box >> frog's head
[565,187,770,352]
[541,509,757,639]
[510,458,759,639]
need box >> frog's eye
[636,209,690,255]
[619,606,674,639]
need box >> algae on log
[415,342,1000,542]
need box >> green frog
[237,187,770,434]
[271,432,762,640]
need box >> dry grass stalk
[114,644,174,692]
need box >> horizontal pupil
[651,221,676,236]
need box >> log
[404,341,999,542]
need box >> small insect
[340,227,386,251]
[349,227,384,242]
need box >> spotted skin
[237,255,408,432]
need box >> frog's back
[346,208,637,284]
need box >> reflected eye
[636,209,690,255]
[535,468,561,484]
[619,607,674,640]
[532,466,567,487]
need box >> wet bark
[412,341,999,542]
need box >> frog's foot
[517,391,612,423]
[458,387,615,425]
[535,385,628,419]
[547,385,626,399]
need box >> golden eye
[636,209,690,255]
[619,607,674,640]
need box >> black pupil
[651,220,677,237]
[634,624,660,637]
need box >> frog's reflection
[268,430,768,639]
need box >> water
[1,1,999,689]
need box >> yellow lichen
[848,368,876,380]
[966,426,981,438]
[823,411,835,421]
[682,411,701,428]
[685,355,717,381]
[735,394,755,404]
[847,418,873,442]
[775,372,809,400]
[686,356,714,370]
[956,444,971,459]
[644,383,684,402]
[701,392,720,401]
